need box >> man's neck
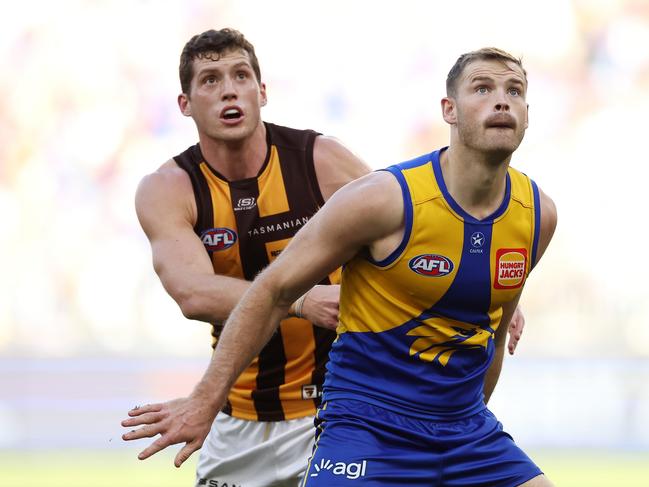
[440,144,512,220]
[198,122,267,181]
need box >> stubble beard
[458,121,524,165]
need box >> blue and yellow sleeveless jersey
[323,148,541,420]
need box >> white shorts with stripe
[195,413,315,487]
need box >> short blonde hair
[446,47,527,96]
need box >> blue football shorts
[302,398,542,486]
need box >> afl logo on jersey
[408,254,454,277]
[201,228,237,252]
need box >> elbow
[173,287,210,321]
[178,296,204,321]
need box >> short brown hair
[446,47,527,97]
[179,28,261,94]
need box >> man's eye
[477,86,488,94]
[509,88,521,96]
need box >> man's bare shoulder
[327,169,404,225]
[135,159,197,229]
[348,168,402,194]
[138,159,193,195]
[312,136,372,201]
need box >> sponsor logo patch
[247,216,310,237]
[301,384,320,399]
[471,231,486,248]
[494,248,527,289]
[310,459,368,480]
[408,254,454,277]
[234,197,256,211]
[200,228,237,252]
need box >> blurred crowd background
[1,0,648,465]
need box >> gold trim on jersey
[258,146,290,217]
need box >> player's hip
[304,399,542,486]
[196,413,316,487]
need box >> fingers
[138,435,175,461]
[127,403,163,417]
[507,310,525,355]
[121,411,164,428]
[319,318,338,331]
[507,328,522,355]
[122,407,167,441]
[174,441,201,468]
[122,422,165,441]
[507,337,518,355]
[507,324,521,354]
[121,397,206,464]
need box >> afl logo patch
[201,228,237,252]
[409,254,454,277]
[494,248,527,289]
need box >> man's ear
[260,82,267,107]
[441,96,457,125]
[178,93,191,117]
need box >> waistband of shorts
[322,391,486,421]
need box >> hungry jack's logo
[494,248,527,289]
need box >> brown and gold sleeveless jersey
[174,122,339,421]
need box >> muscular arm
[123,171,404,466]
[483,186,558,403]
[135,162,251,323]
[138,140,371,326]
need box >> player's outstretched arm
[122,171,405,467]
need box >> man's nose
[221,76,237,101]
[494,89,510,111]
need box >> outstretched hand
[300,284,340,330]
[507,305,526,355]
[121,395,217,467]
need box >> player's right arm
[122,170,406,466]
[136,161,341,328]
[135,161,251,323]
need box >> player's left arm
[484,187,557,403]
